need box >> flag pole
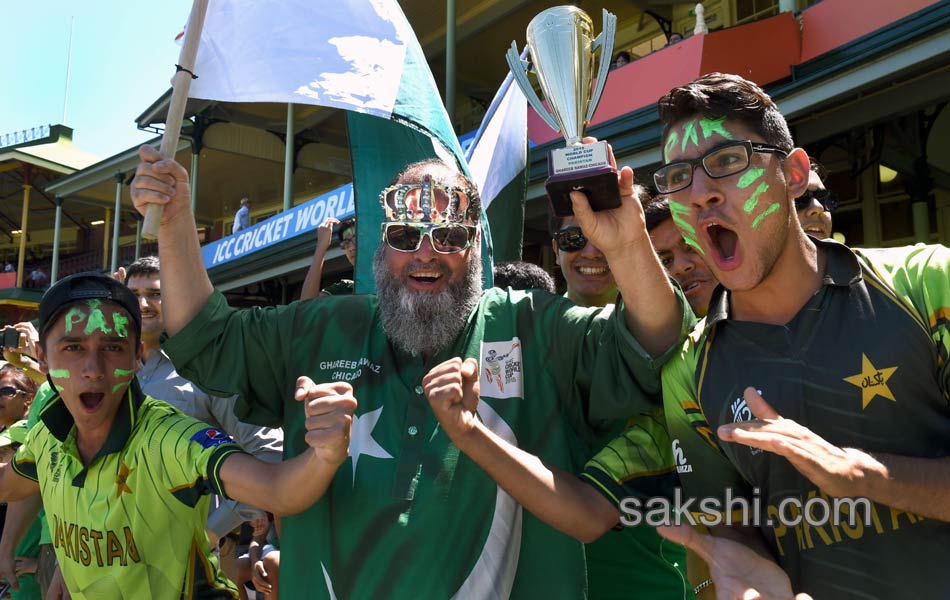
[142,0,209,238]
[464,48,528,162]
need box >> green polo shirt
[12,380,243,599]
[164,286,685,599]
[663,241,950,599]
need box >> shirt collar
[40,377,145,459]
[705,237,863,328]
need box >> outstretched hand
[317,217,339,252]
[658,524,813,600]
[423,357,481,442]
[718,387,880,498]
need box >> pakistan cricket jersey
[663,241,950,599]
[164,286,679,599]
[12,380,242,599]
[582,409,692,600]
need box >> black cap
[38,272,141,342]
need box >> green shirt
[164,287,675,599]
[663,241,950,599]
[12,381,243,599]
[24,384,54,547]
[582,410,692,600]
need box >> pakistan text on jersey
[52,514,141,567]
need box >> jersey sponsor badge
[480,338,523,399]
[731,390,762,455]
[672,439,692,474]
[190,428,236,449]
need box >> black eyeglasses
[794,188,838,213]
[381,223,477,254]
[653,140,788,194]
[0,386,26,399]
[553,226,588,252]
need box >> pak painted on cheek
[669,200,706,256]
[736,168,780,230]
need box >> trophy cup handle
[585,9,617,125]
[505,42,561,133]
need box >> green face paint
[681,119,699,152]
[664,131,680,162]
[49,369,71,379]
[112,383,130,393]
[54,385,65,393]
[83,300,113,336]
[699,116,732,142]
[113,313,130,338]
[743,182,770,214]
[751,202,781,229]
[114,368,133,378]
[668,200,705,255]
[64,307,86,334]
[683,236,706,256]
[737,168,764,190]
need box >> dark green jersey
[12,381,243,599]
[582,410,692,600]
[164,287,681,599]
[663,241,950,599]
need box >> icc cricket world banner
[201,183,354,268]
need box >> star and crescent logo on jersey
[115,462,134,498]
[843,353,899,409]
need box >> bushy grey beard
[374,244,482,357]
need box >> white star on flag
[347,406,392,485]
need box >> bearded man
[130,146,687,599]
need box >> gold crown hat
[379,175,478,226]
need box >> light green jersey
[13,381,243,599]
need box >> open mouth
[706,223,740,268]
[803,226,825,237]
[79,392,104,411]
[408,269,444,287]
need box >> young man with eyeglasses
[130,145,688,599]
[795,162,836,240]
[646,73,949,598]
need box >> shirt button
[408,425,419,437]
[414,385,424,394]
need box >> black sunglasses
[381,223,477,254]
[794,188,838,213]
[553,226,588,252]
[0,386,26,399]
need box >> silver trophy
[507,6,618,216]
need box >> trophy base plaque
[545,141,621,217]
